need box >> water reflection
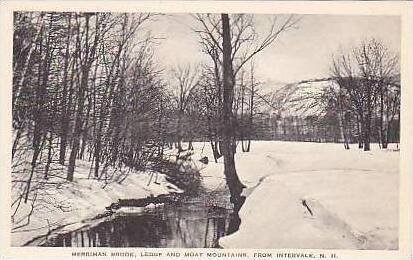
[42,200,233,248]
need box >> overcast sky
[148,14,400,84]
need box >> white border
[0,1,411,259]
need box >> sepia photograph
[1,1,412,259]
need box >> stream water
[41,193,235,248]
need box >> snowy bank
[11,159,183,246]
[192,141,399,249]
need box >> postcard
[0,1,412,260]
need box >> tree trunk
[357,114,364,149]
[94,123,103,178]
[364,110,371,151]
[381,87,390,149]
[176,110,184,152]
[12,128,23,159]
[44,131,53,179]
[246,68,254,152]
[210,140,221,163]
[240,73,246,152]
[221,13,245,209]
[67,14,93,181]
[337,93,349,150]
[59,14,72,165]
[79,82,94,160]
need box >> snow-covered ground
[12,141,399,250]
[11,159,183,246]
[192,141,399,250]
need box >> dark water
[41,196,234,248]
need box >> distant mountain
[258,78,337,117]
[258,73,401,118]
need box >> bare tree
[193,13,300,219]
[67,13,101,181]
[331,38,399,151]
[170,63,201,152]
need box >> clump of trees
[169,63,202,152]
[330,38,400,151]
[12,12,169,227]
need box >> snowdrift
[194,141,399,249]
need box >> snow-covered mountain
[259,78,337,118]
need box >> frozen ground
[191,141,399,250]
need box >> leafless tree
[193,13,300,220]
[170,63,201,152]
[331,38,400,151]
